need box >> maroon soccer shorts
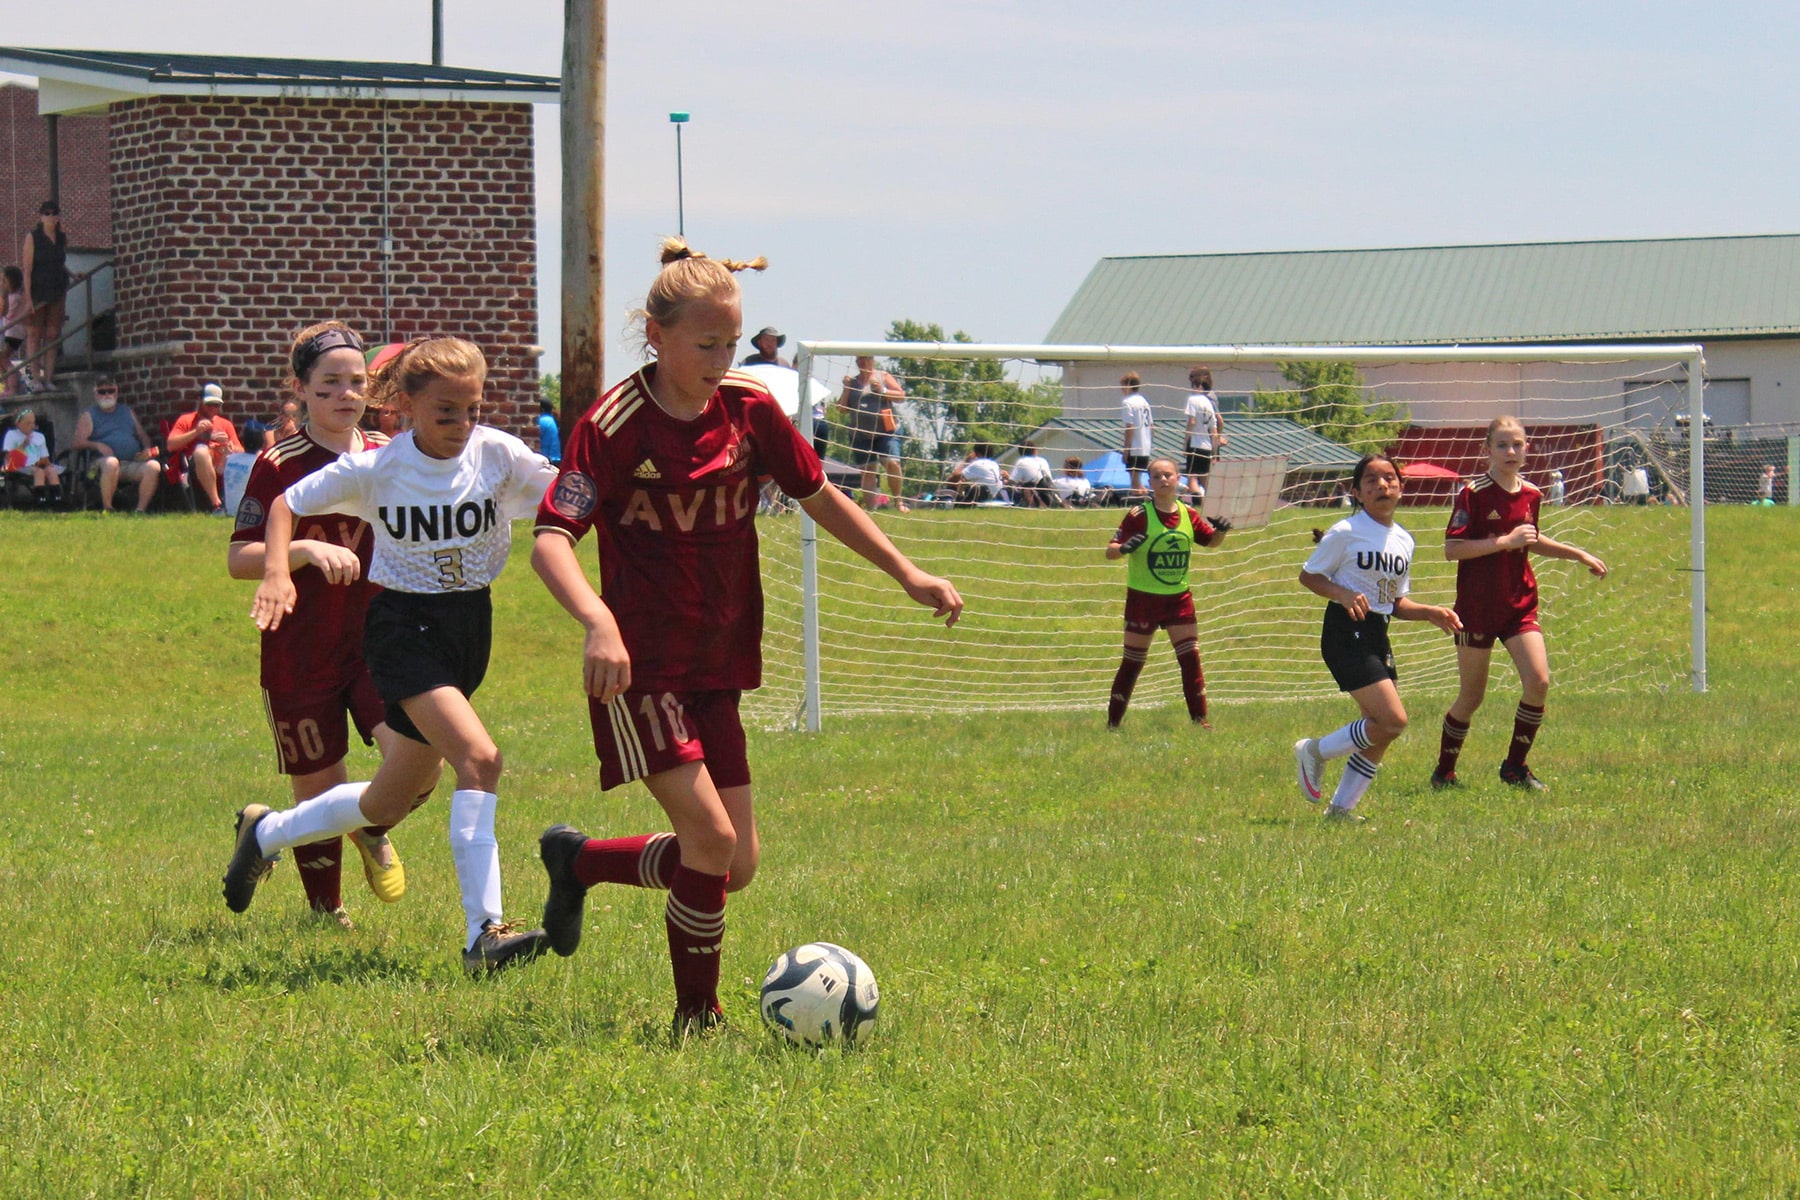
[1123,588,1197,636]
[1455,609,1542,651]
[590,688,750,793]
[261,670,384,775]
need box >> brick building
[0,49,558,444]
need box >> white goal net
[742,342,1709,731]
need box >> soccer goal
[745,341,1709,732]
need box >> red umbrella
[1400,461,1461,480]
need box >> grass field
[1,505,1796,1197]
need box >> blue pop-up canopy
[1082,450,1132,491]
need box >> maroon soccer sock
[1437,714,1471,775]
[1506,703,1545,768]
[293,836,344,912]
[574,831,680,889]
[1108,648,1148,726]
[1173,637,1206,721]
[665,865,727,1017]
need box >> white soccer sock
[255,782,371,856]
[1317,718,1372,762]
[448,788,503,948]
[1329,753,1380,811]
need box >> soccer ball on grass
[759,942,880,1047]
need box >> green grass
[0,506,1796,1197]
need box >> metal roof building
[1044,235,1800,433]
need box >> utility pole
[431,0,444,66]
[561,0,605,429]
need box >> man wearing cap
[167,382,244,514]
[740,326,791,369]
[71,377,162,513]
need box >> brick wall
[0,83,111,250]
[106,96,538,438]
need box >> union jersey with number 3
[1303,510,1415,616]
[1445,474,1541,632]
[232,426,388,692]
[283,425,555,595]
[534,365,827,692]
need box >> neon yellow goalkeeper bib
[1126,504,1194,595]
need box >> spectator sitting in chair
[3,407,62,507]
[950,442,1005,504]
[167,382,244,514]
[1007,441,1062,508]
[1053,456,1097,508]
[71,376,162,513]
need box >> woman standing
[21,201,69,391]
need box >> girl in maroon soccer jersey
[227,321,431,927]
[531,238,963,1038]
[1103,455,1229,730]
[1432,417,1608,791]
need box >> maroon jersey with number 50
[1445,473,1542,634]
[232,427,387,691]
[535,366,827,692]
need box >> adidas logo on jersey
[633,459,660,480]
[1487,510,1502,520]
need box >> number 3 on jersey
[432,547,467,589]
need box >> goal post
[762,341,1707,733]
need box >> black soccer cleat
[539,824,592,957]
[222,804,277,913]
[1429,768,1463,791]
[462,920,550,977]
[1499,762,1547,791]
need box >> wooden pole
[561,0,605,430]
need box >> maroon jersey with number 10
[231,427,388,691]
[534,366,827,693]
[1445,473,1542,634]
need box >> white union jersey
[1302,510,1415,616]
[284,425,556,593]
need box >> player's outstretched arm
[250,495,299,631]
[1394,596,1463,635]
[801,483,963,627]
[1532,535,1608,577]
[531,530,633,699]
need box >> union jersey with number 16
[283,424,556,595]
[1303,510,1415,616]
[534,365,827,693]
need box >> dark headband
[292,328,366,381]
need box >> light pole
[669,111,689,236]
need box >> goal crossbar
[790,341,1708,731]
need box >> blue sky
[4,0,1797,382]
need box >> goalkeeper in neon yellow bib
[1105,456,1230,728]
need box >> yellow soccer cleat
[349,828,407,903]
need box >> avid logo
[1147,529,1192,586]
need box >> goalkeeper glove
[1209,516,1233,534]
[1116,533,1146,554]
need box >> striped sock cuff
[1514,703,1544,728]
[1441,714,1470,740]
[1349,718,1372,750]
[665,892,726,942]
[1346,752,1379,780]
[639,833,677,889]
[1122,646,1149,664]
